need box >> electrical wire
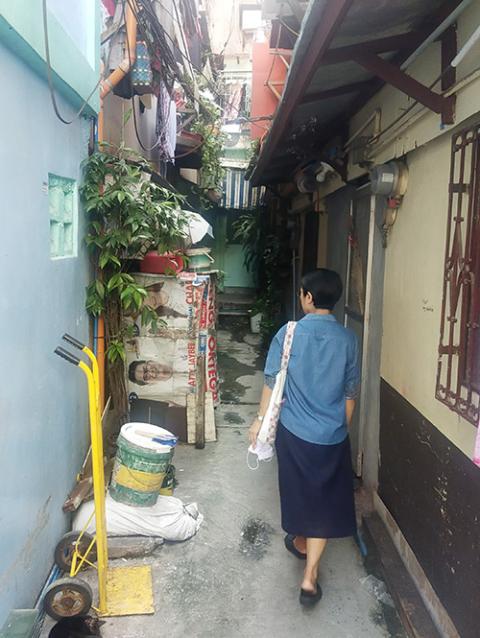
[218,0,236,57]
[138,0,263,127]
[172,0,196,78]
[278,17,300,38]
[126,0,215,157]
[42,0,103,124]
[126,0,240,157]
[121,0,164,153]
[123,0,268,158]
[370,64,454,145]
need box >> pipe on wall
[100,0,138,99]
[400,0,473,70]
[96,0,138,409]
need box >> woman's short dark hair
[301,269,343,310]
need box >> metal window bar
[436,124,480,425]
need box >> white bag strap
[280,321,297,370]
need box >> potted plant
[249,298,265,334]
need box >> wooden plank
[204,392,216,442]
[195,354,206,449]
[302,80,374,104]
[322,32,425,65]
[353,51,455,122]
[187,394,196,444]
[363,512,442,638]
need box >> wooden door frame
[357,188,385,487]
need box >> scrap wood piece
[195,354,206,450]
[63,477,93,512]
[63,458,115,512]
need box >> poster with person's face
[126,336,195,407]
[125,272,219,408]
[130,274,192,335]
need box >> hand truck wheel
[43,577,93,620]
[54,531,97,572]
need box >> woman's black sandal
[299,584,323,607]
[284,534,307,560]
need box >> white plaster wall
[380,133,477,458]
[340,1,480,459]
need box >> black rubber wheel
[54,531,97,572]
[43,577,93,620]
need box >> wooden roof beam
[251,0,354,185]
[301,80,375,104]
[354,51,455,123]
[322,32,426,65]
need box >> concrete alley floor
[42,318,406,638]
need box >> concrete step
[218,291,255,316]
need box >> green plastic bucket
[109,423,176,507]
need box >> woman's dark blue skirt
[275,423,356,538]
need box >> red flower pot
[140,252,185,275]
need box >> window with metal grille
[49,174,78,259]
[436,124,480,426]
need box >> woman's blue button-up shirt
[264,314,360,445]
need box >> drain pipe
[401,0,473,70]
[451,23,480,67]
[100,0,138,100]
[96,0,138,409]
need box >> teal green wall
[0,0,101,113]
[213,212,255,289]
[224,244,255,288]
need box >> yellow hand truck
[43,334,154,620]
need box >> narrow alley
[2,1,480,637]
[39,319,405,638]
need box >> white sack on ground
[73,494,203,541]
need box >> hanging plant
[80,143,187,413]
[191,97,226,206]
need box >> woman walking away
[249,269,360,607]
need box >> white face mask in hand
[247,440,274,470]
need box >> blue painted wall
[0,41,92,623]
[0,0,101,113]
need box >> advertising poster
[126,336,193,408]
[125,273,218,410]
[205,276,219,405]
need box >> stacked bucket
[110,423,177,507]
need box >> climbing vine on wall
[81,144,187,414]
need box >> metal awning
[249,0,464,185]
[221,168,265,209]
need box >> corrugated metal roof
[249,0,448,185]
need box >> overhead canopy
[249,0,461,185]
[221,168,265,210]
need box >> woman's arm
[346,398,356,427]
[248,384,273,447]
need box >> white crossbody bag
[247,321,297,469]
